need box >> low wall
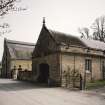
[18,71,32,81]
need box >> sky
[0,0,105,61]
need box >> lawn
[86,80,105,89]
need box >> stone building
[1,39,35,78]
[32,21,105,87]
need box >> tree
[0,0,26,36]
[0,0,15,16]
[78,27,90,39]
[79,15,105,42]
[91,16,105,42]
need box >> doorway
[38,63,49,83]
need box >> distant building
[1,39,35,78]
[32,21,105,87]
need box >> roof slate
[47,28,86,47]
[46,26,105,51]
[6,39,35,60]
[81,39,105,51]
[80,38,105,51]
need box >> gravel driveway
[0,79,105,105]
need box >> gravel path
[0,79,105,105]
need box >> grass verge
[86,80,105,90]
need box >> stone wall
[32,44,105,88]
[10,60,32,71]
[18,71,32,81]
[32,53,60,86]
[60,53,85,87]
[92,57,104,80]
[60,53,105,87]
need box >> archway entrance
[38,63,49,83]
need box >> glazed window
[85,59,92,72]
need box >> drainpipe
[59,44,62,86]
[73,54,76,88]
[60,52,62,86]
[84,66,86,90]
[74,54,76,72]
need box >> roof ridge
[5,39,35,46]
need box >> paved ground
[0,79,105,105]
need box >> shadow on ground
[0,79,53,91]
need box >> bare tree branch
[91,16,105,42]
[78,27,90,39]
[0,0,27,36]
[0,0,17,16]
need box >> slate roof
[47,28,86,47]
[45,26,105,51]
[80,38,105,51]
[5,39,35,60]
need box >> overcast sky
[0,0,105,61]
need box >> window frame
[85,59,92,72]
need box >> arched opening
[38,63,49,83]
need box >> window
[85,59,92,72]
